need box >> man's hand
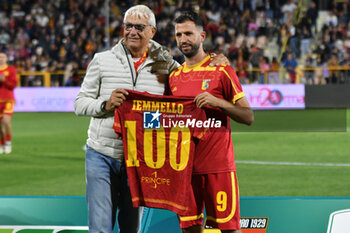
[194,92,224,108]
[209,53,231,66]
[105,89,129,112]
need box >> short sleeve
[220,66,245,104]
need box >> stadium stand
[0,0,349,86]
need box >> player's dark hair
[174,11,204,30]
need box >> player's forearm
[220,100,254,125]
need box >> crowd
[0,0,350,86]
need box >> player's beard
[179,41,200,58]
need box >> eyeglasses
[123,23,152,32]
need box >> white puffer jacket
[74,39,179,160]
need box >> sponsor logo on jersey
[143,110,161,129]
[141,171,170,189]
[144,110,221,129]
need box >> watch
[101,101,107,112]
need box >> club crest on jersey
[201,79,211,90]
[143,110,161,129]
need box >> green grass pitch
[0,109,349,196]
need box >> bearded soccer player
[169,11,254,233]
[0,51,17,154]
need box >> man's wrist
[101,101,107,112]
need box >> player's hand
[0,74,5,82]
[105,89,129,111]
[194,92,223,108]
[209,53,231,66]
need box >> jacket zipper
[122,44,138,88]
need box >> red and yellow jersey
[0,65,17,102]
[169,55,244,174]
[113,90,212,214]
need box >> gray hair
[124,5,156,27]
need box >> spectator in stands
[323,58,330,84]
[259,56,269,84]
[281,0,297,24]
[15,28,29,45]
[65,61,81,86]
[325,9,338,27]
[314,37,331,60]
[287,21,298,58]
[339,52,350,84]
[35,8,49,27]
[315,54,326,85]
[48,59,64,87]
[265,19,279,43]
[268,56,279,84]
[328,53,340,84]
[279,24,290,49]
[306,1,318,35]
[235,54,249,84]
[283,52,297,83]
[248,17,258,37]
[323,24,337,51]
[299,16,312,59]
[304,51,315,85]
[250,43,263,83]
[5,45,17,63]
[0,28,10,46]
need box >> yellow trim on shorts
[206,172,236,223]
[178,213,204,222]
